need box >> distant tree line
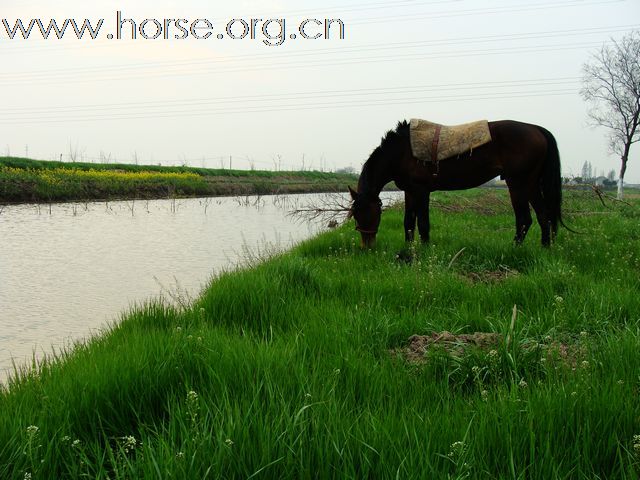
[564,162,618,187]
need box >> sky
[1,0,639,182]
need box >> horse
[349,119,565,248]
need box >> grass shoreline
[1,189,639,479]
[0,157,359,204]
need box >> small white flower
[26,425,39,436]
[24,473,32,480]
[580,331,588,337]
[518,378,528,388]
[72,439,81,448]
[225,438,234,446]
[61,435,71,442]
[187,391,198,402]
[176,451,185,459]
[581,361,589,369]
[120,435,137,454]
[481,390,489,401]
[448,441,465,458]
[554,296,564,303]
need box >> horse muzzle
[356,227,378,248]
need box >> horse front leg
[416,191,431,243]
[404,191,417,242]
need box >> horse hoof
[395,248,414,264]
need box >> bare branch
[287,192,353,225]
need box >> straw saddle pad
[409,118,492,164]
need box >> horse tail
[538,127,573,236]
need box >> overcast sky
[1,0,639,182]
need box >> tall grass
[0,189,638,479]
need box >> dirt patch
[400,331,502,363]
[541,341,587,368]
[396,331,586,367]
[461,266,519,283]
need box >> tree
[581,30,640,199]
[335,166,356,175]
[581,160,593,182]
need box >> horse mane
[357,120,409,197]
[369,120,409,161]
[380,120,410,149]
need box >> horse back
[401,120,549,191]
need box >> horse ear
[348,186,358,200]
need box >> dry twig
[287,193,353,226]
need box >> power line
[0,87,579,125]
[350,0,624,25]
[253,0,455,18]
[4,77,580,116]
[0,40,611,86]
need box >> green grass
[0,157,358,203]
[1,189,639,479]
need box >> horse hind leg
[529,188,551,247]
[507,185,533,244]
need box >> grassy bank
[1,189,639,479]
[0,157,358,203]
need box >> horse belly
[431,152,501,191]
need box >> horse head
[349,186,382,248]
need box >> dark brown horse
[349,120,565,248]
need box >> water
[0,193,342,380]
